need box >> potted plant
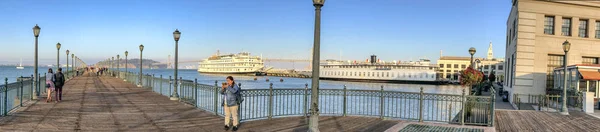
[459,67,483,118]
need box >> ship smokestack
[370,55,377,64]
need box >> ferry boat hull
[320,77,443,84]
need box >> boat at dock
[16,58,24,69]
[320,55,442,84]
[197,51,266,74]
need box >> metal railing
[512,93,582,111]
[117,72,496,126]
[0,69,83,117]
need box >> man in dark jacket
[54,68,66,102]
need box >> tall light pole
[32,24,40,100]
[138,44,144,87]
[309,0,325,131]
[125,51,128,81]
[117,54,120,78]
[56,43,61,70]
[111,57,114,77]
[469,47,476,68]
[171,29,181,100]
[561,40,571,115]
[66,50,69,77]
[71,54,74,77]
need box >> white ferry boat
[198,51,265,74]
[320,55,440,84]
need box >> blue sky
[0,0,511,66]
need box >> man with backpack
[54,68,66,102]
[221,76,242,131]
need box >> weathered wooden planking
[495,110,600,132]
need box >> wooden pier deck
[495,110,600,132]
[0,72,396,131]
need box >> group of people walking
[45,68,65,103]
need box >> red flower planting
[459,67,483,87]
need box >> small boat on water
[16,58,24,69]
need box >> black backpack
[236,83,244,105]
[54,73,64,86]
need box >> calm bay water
[0,66,464,94]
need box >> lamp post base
[170,97,179,101]
[560,111,569,115]
[137,85,142,87]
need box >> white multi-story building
[505,0,600,102]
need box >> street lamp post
[32,24,40,100]
[71,54,74,78]
[117,54,120,78]
[309,0,325,131]
[469,47,476,68]
[171,29,181,100]
[56,43,61,71]
[125,51,128,81]
[66,50,69,78]
[111,57,114,77]
[138,44,144,87]
[561,40,571,115]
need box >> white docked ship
[16,58,24,69]
[198,51,265,74]
[320,55,440,84]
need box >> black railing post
[304,83,308,118]
[152,74,155,89]
[169,76,172,97]
[489,88,495,127]
[194,78,198,107]
[461,88,465,125]
[237,83,242,122]
[160,75,163,95]
[30,75,33,100]
[214,81,218,115]
[343,85,347,117]
[20,76,23,107]
[419,87,423,122]
[4,78,8,116]
[268,83,273,119]
[380,85,384,119]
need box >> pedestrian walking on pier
[54,68,65,102]
[222,76,240,131]
[45,68,55,103]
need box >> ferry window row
[323,65,432,70]
[199,64,259,67]
[322,71,435,79]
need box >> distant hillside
[97,59,164,69]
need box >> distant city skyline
[0,0,510,65]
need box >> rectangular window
[461,64,466,69]
[484,65,489,69]
[513,20,517,38]
[498,65,504,70]
[579,20,588,38]
[547,54,565,89]
[454,64,459,68]
[596,21,600,39]
[544,16,554,35]
[439,64,444,68]
[491,65,496,70]
[562,18,571,36]
[446,70,451,73]
[582,57,598,64]
[446,64,451,68]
